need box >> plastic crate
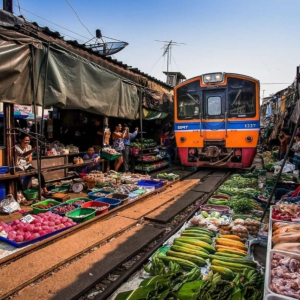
[65,197,91,206]
[88,190,112,200]
[81,201,110,215]
[131,188,147,195]
[137,180,163,190]
[0,166,9,174]
[31,199,61,214]
[105,193,129,205]
[50,203,79,216]
[66,207,96,223]
[95,197,121,210]
[101,151,121,161]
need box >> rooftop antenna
[85,29,128,56]
[155,40,186,84]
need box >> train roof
[177,72,260,87]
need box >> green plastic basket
[66,208,96,223]
[31,199,61,214]
[101,151,121,161]
[51,187,68,193]
[65,198,91,206]
[23,189,38,200]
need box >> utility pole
[3,0,13,13]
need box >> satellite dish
[87,41,129,56]
[86,30,128,56]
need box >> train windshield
[227,77,256,117]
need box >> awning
[0,27,139,119]
[142,108,169,120]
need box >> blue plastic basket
[0,224,74,248]
[137,180,163,190]
[0,166,9,174]
[95,197,121,210]
[50,203,79,216]
[88,190,112,200]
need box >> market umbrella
[0,110,29,119]
[25,112,42,120]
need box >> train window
[207,96,221,116]
[228,91,255,116]
[227,77,256,117]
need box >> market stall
[0,169,175,248]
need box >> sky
[3,0,300,100]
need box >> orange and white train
[174,72,260,168]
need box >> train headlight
[245,136,253,142]
[204,75,212,82]
[180,136,186,142]
[202,73,224,84]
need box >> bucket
[131,148,139,155]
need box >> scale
[72,182,84,193]
[72,178,85,193]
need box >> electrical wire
[159,55,166,81]
[149,54,164,75]
[13,4,91,41]
[64,0,94,38]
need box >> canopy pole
[4,103,15,195]
[40,42,50,138]
[139,90,144,174]
[31,45,42,201]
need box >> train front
[174,72,260,168]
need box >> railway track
[0,168,231,300]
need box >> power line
[149,54,164,75]
[13,4,91,41]
[64,0,94,39]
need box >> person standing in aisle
[112,124,126,172]
[91,118,103,153]
[123,124,138,172]
[278,128,291,160]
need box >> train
[174,72,260,168]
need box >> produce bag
[0,194,20,214]
[274,160,295,174]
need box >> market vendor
[275,185,300,203]
[15,133,49,195]
[81,146,101,173]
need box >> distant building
[163,71,186,87]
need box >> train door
[202,90,226,140]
